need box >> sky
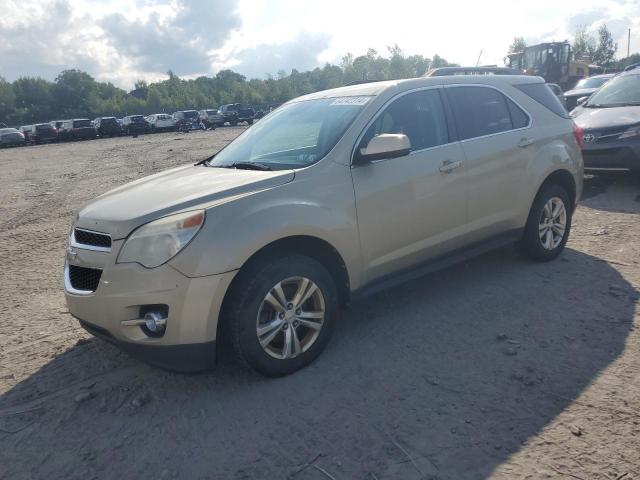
[1,0,639,89]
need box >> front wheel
[518,184,572,261]
[225,255,338,377]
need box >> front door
[351,87,468,284]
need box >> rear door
[352,87,468,283]
[444,85,533,242]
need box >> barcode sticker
[330,96,371,106]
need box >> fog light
[144,311,167,333]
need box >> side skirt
[352,228,523,301]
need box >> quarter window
[447,86,528,140]
[361,89,449,152]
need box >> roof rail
[423,66,522,77]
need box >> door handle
[518,137,534,148]
[439,160,462,173]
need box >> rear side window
[515,83,569,118]
[361,89,449,152]
[447,86,518,140]
[507,99,529,129]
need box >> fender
[169,162,364,289]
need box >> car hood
[571,105,640,130]
[564,88,596,98]
[76,165,295,239]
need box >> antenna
[476,49,483,67]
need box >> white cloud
[0,0,639,89]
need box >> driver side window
[361,89,449,153]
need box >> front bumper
[582,134,640,171]
[64,242,237,371]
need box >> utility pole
[628,28,631,58]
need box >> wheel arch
[234,235,349,304]
[536,168,577,210]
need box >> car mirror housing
[354,134,411,164]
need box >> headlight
[117,210,205,268]
[619,125,640,139]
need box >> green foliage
[592,25,617,67]
[508,37,527,54]
[0,48,456,126]
[572,25,596,60]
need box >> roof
[292,74,545,103]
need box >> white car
[146,114,176,132]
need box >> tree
[508,37,527,54]
[572,26,596,60]
[592,24,617,66]
[0,45,458,125]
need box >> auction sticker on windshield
[330,96,371,106]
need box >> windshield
[73,120,92,128]
[208,97,370,171]
[182,111,198,119]
[35,124,54,131]
[575,77,610,90]
[586,75,640,107]
[130,116,145,122]
[206,110,217,115]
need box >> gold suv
[64,75,583,376]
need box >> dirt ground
[0,129,639,480]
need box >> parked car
[216,104,239,126]
[198,109,223,129]
[57,119,98,141]
[64,75,582,376]
[146,114,176,132]
[571,67,640,176]
[564,74,614,110]
[94,117,122,137]
[218,104,254,125]
[172,110,200,131]
[0,128,26,147]
[50,120,65,132]
[122,115,150,135]
[19,126,32,143]
[27,123,58,144]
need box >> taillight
[573,123,584,149]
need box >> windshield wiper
[228,162,273,171]
[194,153,216,166]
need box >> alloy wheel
[256,276,325,360]
[538,197,567,250]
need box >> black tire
[517,184,572,261]
[247,119,254,125]
[224,254,338,377]
[230,120,238,127]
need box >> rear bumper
[582,143,640,170]
[78,318,216,372]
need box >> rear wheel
[518,184,572,261]
[225,254,338,377]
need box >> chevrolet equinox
[64,75,583,376]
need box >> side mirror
[354,134,411,164]
[576,96,589,106]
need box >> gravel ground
[0,130,639,480]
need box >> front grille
[74,228,112,249]
[68,265,102,292]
